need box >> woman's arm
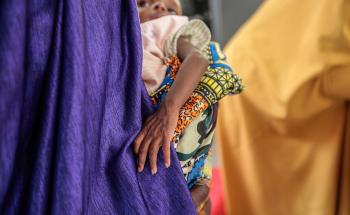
[134,37,209,174]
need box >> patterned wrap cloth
[150,42,243,188]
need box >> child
[133,0,243,212]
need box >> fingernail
[165,163,170,168]
[151,168,157,175]
[138,166,142,172]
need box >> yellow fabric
[339,105,350,214]
[216,0,350,214]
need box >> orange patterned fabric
[172,93,209,143]
[149,42,243,188]
[150,56,210,145]
[150,56,181,106]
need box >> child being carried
[133,0,243,213]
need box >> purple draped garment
[0,0,196,214]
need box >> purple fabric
[0,0,196,214]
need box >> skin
[134,0,210,210]
[134,38,209,173]
[192,185,211,214]
[137,0,183,23]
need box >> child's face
[137,0,182,23]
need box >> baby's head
[137,0,183,23]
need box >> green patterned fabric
[151,41,243,188]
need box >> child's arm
[134,37,209,174]
[165,37,209,110]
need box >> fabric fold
[0,0,196,214]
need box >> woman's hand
[133,101,179,174]
[134,39,208,175]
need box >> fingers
[134,115,156,154]
[137,134,152,172]
[163,124,175,168]
[135,110,176,175]
[162,135,171,168]
[137,120,159,172]
[148,136,162,175]
[137,126,172,174]
[134,127,148,155]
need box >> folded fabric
[0,1,197,214]
[150,41,243,188]
[151,41,243,143]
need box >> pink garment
[141,15,188,93]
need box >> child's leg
[190,184,211,214]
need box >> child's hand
[133,101,179,175]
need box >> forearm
[165,50,208,110]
